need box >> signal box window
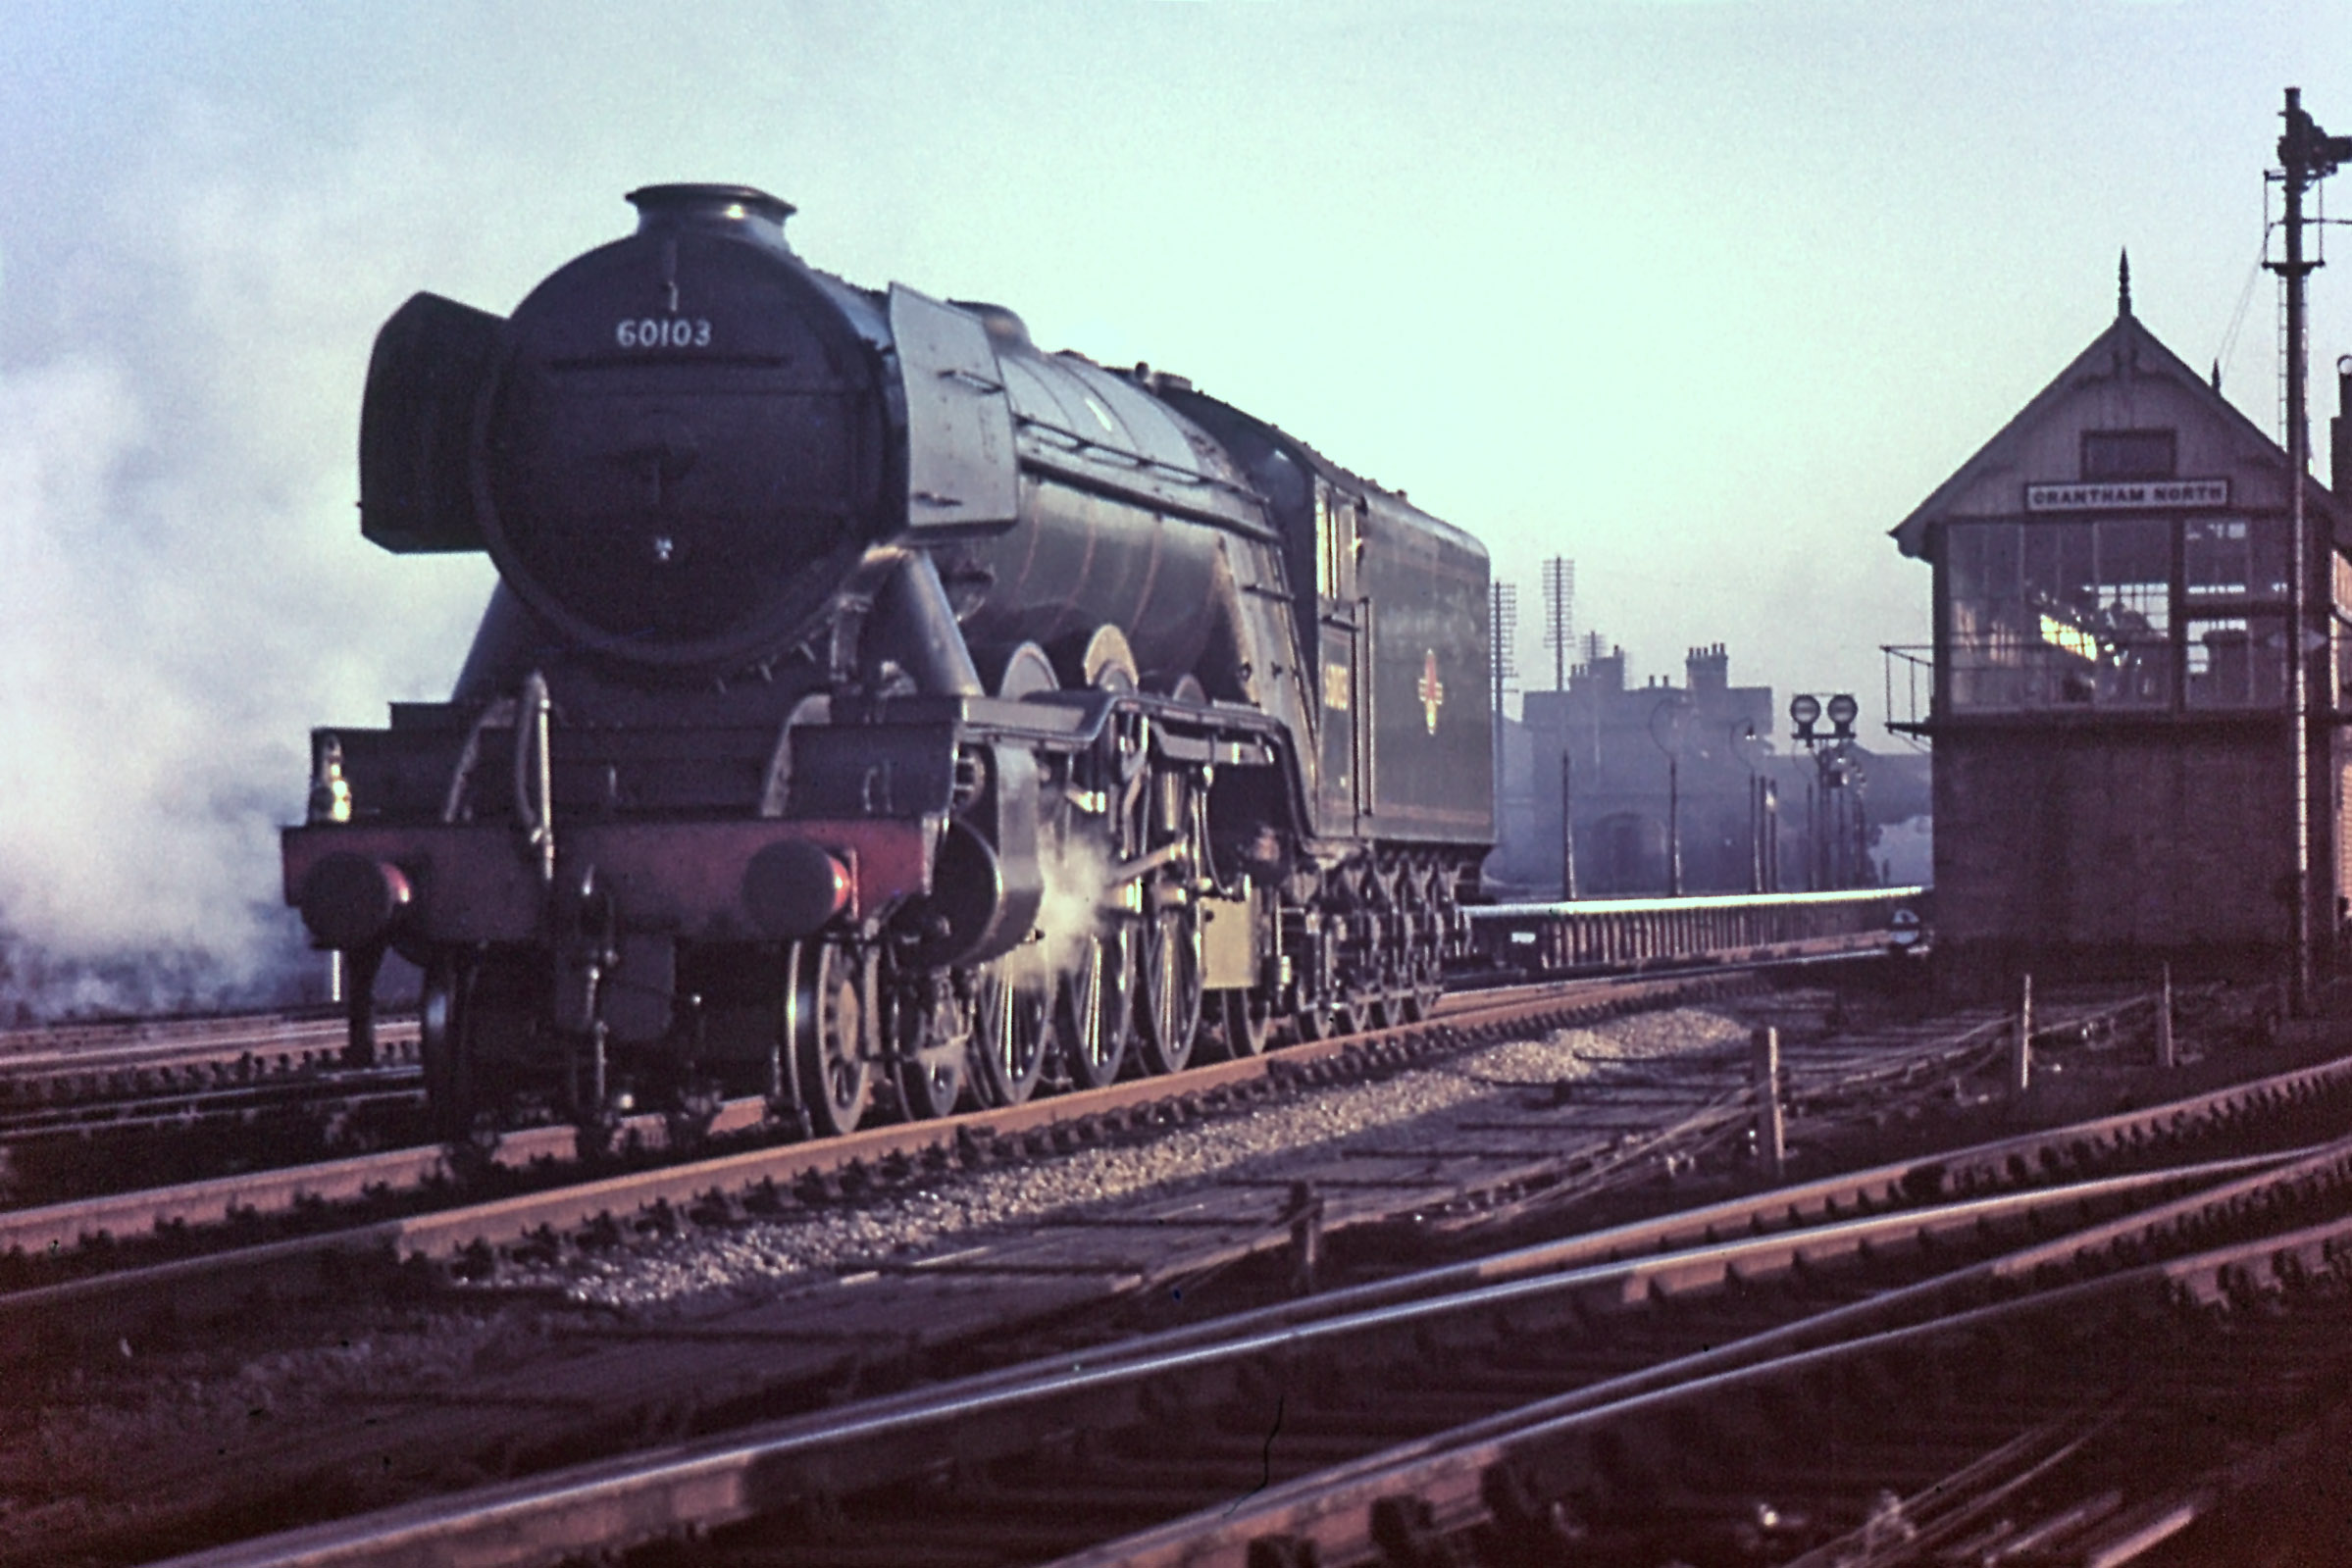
[2185,616,2287,708]
[2184,517,2287,603]
[1945,519,2169,711]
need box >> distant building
[1488,640,1927,898]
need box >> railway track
[0,936,2054,1218]
[132,1077,2352,1567]
[0,936,1896,1182]
[0,966,1780,1340]
[0,944,2139,1273]
[1081,1163,2352,1568]
[0,1008,420,1102]
[0,1009,430,1205]
[0,981,1677,1207]
[6,974,2337,1565]
[0,1061,421,1143]
[0,955,2121,1340]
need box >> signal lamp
[1789,693,1821,739]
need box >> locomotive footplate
[283,817,933,950]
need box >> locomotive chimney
[624,183,795,251]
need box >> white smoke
[1033,814,1120,982]
[0,101,506,1018]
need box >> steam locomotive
[283,185,1493,1143]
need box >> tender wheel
[969,952,1051,1107]
[790,940,871,1137]
[1328,995,1366,1037]
[1406,865,1443,1020]
[1410,933,1444,1016]
[1406,863,1445,1021]
[1221,986,1273,1058]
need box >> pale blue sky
[3,0,2348,974]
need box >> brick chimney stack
[1686,642,1729,695]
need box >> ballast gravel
[495,1006,1753,1310]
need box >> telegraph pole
[2269,88,2352,1015]
[1667,749,1682,896]
[1560,749,1577,899]
[1541,558,1574,693]
[1541,558,1576,899]
[1650,695,1688,897]
[1490,580,1518,811]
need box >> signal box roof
[1890,282,2339,560]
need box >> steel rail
[1472,885,1929,918]
[0,1109,714,1258]
[1062,1291,2148,1567]
[0,1019,420,1085]
[0,1066,423,1138]
[143,1142,2314,1568]
[1777,1416,2123,1568]
[0,1006,405,1055]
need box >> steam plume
[0,102,503,1018]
